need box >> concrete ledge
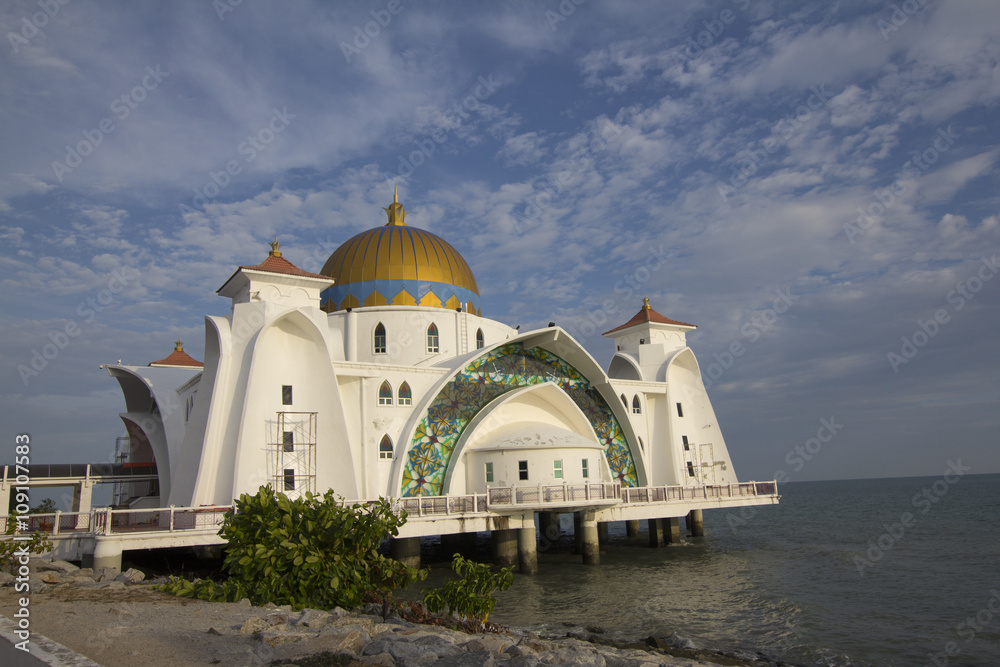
[0,615,102,667]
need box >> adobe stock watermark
[717,84,835,201]
[340,0,404,63]
[727,416,843,532]
[179,106,295,215]
[509,121,622,235]
[844,125,959,244]
[852,459,971,576]
[887,255,997,373]
[17,267,137,386]
[213,0,243,22]
[395,74,501,178]
[545,0,586,32]
[671,0,750,68]
[702,287,797,389]
[7,0,72,54]
[877,0,930,41]
[926,589,1000,667]
[51,66,169,182]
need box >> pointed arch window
[378,380,393,406]
[476,328,484,349]
[374,323,386,354]
[398,381,412,406]
[379,435,393,460]
[426,323,439,353]
[621,394,628,407]
[632,395,642,414]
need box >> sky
[1,0,998,492]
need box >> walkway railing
[0,481,778,536]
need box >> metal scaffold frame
[271,411,317,498]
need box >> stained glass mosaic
[401,343,639,496]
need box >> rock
[0,572,14,587]
[108,605,135,618]
[265,611,290,627]
[101,581,126,590]
[463,635,511,655]
[315,628,365,654]
[34,558,79,574]
[263,601,278,609]
[239,617,269,636]
[206,627,223,636]
[259,630,311,647]
[235,598,252,608]
[586,625,606,634]
[297,609,331,629]
[76,567,94,577]
[95,567,119,582]
[147,576,169,586]
[115,568,145,584]
[329,606,349,619]
[31,581,49,593]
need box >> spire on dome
[642,295,651,309]
[174,339,184,352]
[383,185,406,226]
[269,237,282,257]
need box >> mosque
[102,189,770,568]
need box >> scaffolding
[112,436,130,506]
[270,412,317,499]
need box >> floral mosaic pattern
[401,344,638,496]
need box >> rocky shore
[0,558,781,667]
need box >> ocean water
[419,474,1000,666]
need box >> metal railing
[621,481,778,504]
[0,505,230,537]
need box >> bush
[160,486,425,610]
[1,520,52,574]
[423,553,513,628]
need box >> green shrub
[160,486,425,610]
[423,553,513,628]
[1,520,52,574]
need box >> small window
[485,461,494,483]
[581,459,589,479]
[621,394,627,407]
[518,460,529,481]
[398,382,412,406]
[638,437,644,451]
[284,468,295,491]
[283,431,294,452]
[282,385,293,405]
[687,462,695,477]
[553,459,563,479]
[379,434,393,460]
[374,323,386,354]
[427,323,439,353]
[682,435,689,451]
[676,402,684,417]
[476,328,484,349]
[378,381,393,406]
[632,395,641,414]
[639,338,646,345]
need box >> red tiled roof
[149,343,203,368]
[238,253,332,281]
[603,301,696,336]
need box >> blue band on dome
[322,280,481,311]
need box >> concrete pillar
[625,520,641,542]
[648,518,664,548]
[580,511,599,565]
[597,522,609,544]
[491,529,518,568]
[92,539,122,572]
[688,509,705,537]
[518,525,538,574]
[72,483,93,529]
[538,511,559,544]
[391,537,421,568]
[0,485,9,524]
[440,533,462,558]
[573,512,582,554]
[664,517,680,543]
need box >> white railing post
[52,511,61,536]
[169,505,175,531]
[104,507,113,535]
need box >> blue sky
[2,0,998,486]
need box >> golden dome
[320,191,481,314]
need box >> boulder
[38,571,63,584]
[239,617,269,636]
[0,572,15,587]
[35,559,79,574]
[297,609,331,629]
[114,568,145,584]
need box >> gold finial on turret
[642,295,651,309]
[269,236,282,257]
[383,185,406,226]
[174,339,183,352]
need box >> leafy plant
[423,553,513,628]
[160,486,426,610]
[1,519,52,574]
[29,499,58,515]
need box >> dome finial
[174,339,183,352]
[383,187,406,226]
[642,295,651,309]
[269,236,282,257]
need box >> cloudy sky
[2,0,998,488]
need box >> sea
[415,473,1000,666]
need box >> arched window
[398,382,412,406]
[426,323,439,353]
[373,323,386,354]
[621,394,628,407]
[379,434,393,460]
[476,328,484,349]
[632,395,642,414]
[378,381,393,406]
